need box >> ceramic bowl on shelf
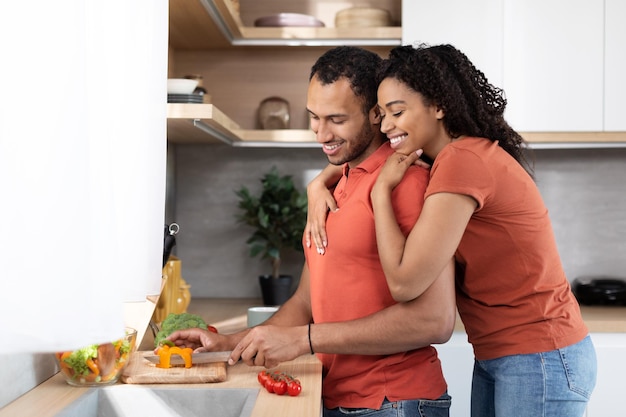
[254,13,325,28]
[54,327,137,387]
[167,78,199,95]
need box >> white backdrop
[0,0,168,353]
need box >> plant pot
[258,274,293,306]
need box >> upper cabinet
[604,0,626,131]
[402,0,504,89]
[502,0,603,132]
[169,0,401,49]
[404,0,626,142]
[169,0,625,147]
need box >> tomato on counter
[257,370,302,396]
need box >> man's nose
[315,121,333,143]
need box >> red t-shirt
[307,143,447,410]
[426,137,588,360]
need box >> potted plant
[235,167,307,305]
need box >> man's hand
[228,325,309,369]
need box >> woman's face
[377,77,450,158]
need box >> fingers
[402,149,421,166]
[304,223,312,248]
[228,342,244,365]
[230,338,266,367]
[414,159,432,169]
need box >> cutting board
[121,351,227,384]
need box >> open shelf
[167,104,626,148]
[169,0,402,49]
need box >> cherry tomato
[273,379,287,395]
[207,325,218,333]
[258,369,302,396]
[287,380,302,396]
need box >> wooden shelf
[169,0,402,49]
[167,104,317,146]
[167,104,626,148]
[167,103,240,144]
[236,26,402,46]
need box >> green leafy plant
[235,167,307,279]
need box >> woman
[305,44,597,417]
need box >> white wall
[0,0,168,408]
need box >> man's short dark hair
[309,46,382,114]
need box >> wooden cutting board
[121,351,227,384]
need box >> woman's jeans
[324,393,451,417]
[471,335,597,417]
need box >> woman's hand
[304,177,337,255]
[374,150,423,194]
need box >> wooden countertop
[2,298,623,417]
[0,301,322,417]
[451,305,626,333]
[0,355,321,417]
[175,298,626,335]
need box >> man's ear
[370,106,382,124]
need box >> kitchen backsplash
[171,145,626,298]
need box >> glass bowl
[54,327,137,386]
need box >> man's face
[306,76,380,168]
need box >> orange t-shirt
[426,137,588,360]
[307,143,447,410]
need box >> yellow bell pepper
[156,345,194,369]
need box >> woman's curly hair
[380,44,534,177]
[310,46,382,115]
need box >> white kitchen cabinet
[437,331,626,417]
[403,0,608,133]
[604,0,626,131]
[402,0,503,88]
[502,0,604,132]
[584,333,626,416]
[436,332,474,417]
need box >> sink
[54,386,259,417]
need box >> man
[165,47,455,417]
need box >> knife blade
[143,351,232,366]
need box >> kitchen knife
[143,351,232,366]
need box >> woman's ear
[436,107,445,121]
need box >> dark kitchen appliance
[572,276,626,306]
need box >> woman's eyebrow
[383,99,406,108]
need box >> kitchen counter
[175,298,626,335]
[451,304,626,333]
[3,298,623,417]
[0,300,322,417]
[0,352,321,417]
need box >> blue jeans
[471,335,597,417]
[323,394,451,417]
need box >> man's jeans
[471,335,597,417]
[324,393,451,417]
